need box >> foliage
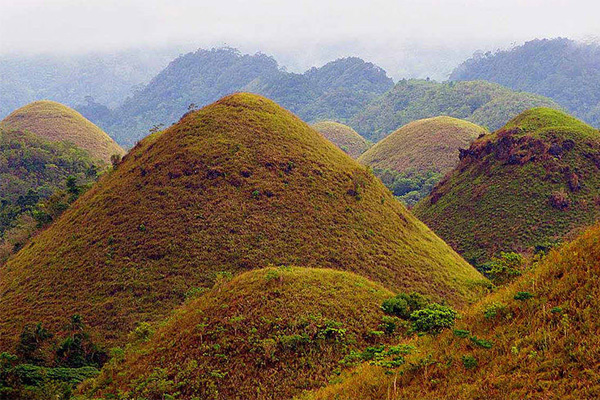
[373,168,443,207]
[410,303,458,334]
[381,292,429,319]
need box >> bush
[486,252,524,284]
[410,304,457,334]
[514,291,534,301]
[483,302,510,320]
[381,292,429,319]
[462,354,478,370]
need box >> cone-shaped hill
[358,117,487,175]
[0,93,484,350]
[82,267,397,399]
[300,221,600,400]
[312,121,370,158]
[1,100,125,164]
[413,108,600,266]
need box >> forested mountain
[351,79,560,142]
[450,38,600,128]
[101,47,394,146]
[0,48,180,120]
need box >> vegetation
[298,219,600,400]
[413,108,600,266]
[351,79,560,142]
[1,101,124,163]
[312,121,371,158]
[80,267,400,399]
[0,93,485,353]
[451,38,600,128]
[358,117,486,204]
[105,48,394,146]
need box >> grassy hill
[313,121,370,158]
[358,117,486,205]
[0,94,485,352]
[299,220,600,400]
[1,100,124,163]
[81,267,397,399]
[351,80,561,142]
[413,108,600,266]
[451,38,600,129]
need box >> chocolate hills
[351,79,561,142]
[413,108,600,266]
[0,93,485,351]
[300,220,600,400]
[81,267,397,399]
[1,100,125,163]
[312,121,370,158]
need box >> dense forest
[451,38,600,127]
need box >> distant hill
[82,267,396,399]
[451,38,600,128]
[1,101,125,163]
[312,121,370,158]
[0,94,484,351]
[413,108,600,266]
[103,47,394,146]
[351,79,560,142]
[359,117,486,205]
[299,220,600,400]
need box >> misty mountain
[450,38,600,127]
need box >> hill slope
[413,108,600,265]
[300,220,600,400]
[1,101,125,163]
[313,121,370,158]
[351,79,560,142]
[0,94,484,351]
[82,267,396,399]
[106,48,394,146]
[451,38,600,128]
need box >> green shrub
[381,292,429,319]
[487,252,524,284]
[514,291,534,301]
[410,304,457,334]
[462,354,478,370]
[483,302,510,320]
[470,336,493,349]
[453,329,471,338]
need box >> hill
[312,121,370,158]
[0,94,484,352]
[450,38,600,128]
[104,48,394,146]
[81,267,397,399]
[358,117,486,205]
[299,220,600,400]
[351,79,560,142]
[413,108,600,266]
[1,101,125,163]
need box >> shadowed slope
[0,93,484,351]
[312,121,370,158]
[1,100,125,163]
[413,108,600,265]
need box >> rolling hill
[0,94,484,352]
[351,79,561,142]
[413,108,600,266]
[451,38,600,128]
[1,100,125,163]
[312,121,370,158]
[103,47,394,146]
[299,219,600,400]
[81,267,397,399]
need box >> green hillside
[351,80,561,142]
[312,121,370,158]
[0,93,484,355]
[413,108,600,266]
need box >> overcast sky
[1,0,599,78]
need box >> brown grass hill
[298,220,600,400]
[413,108,600,266]
[358,117,487,175]
[1,100,125,164]
[81,267,399,399]
[0,93,485,352]
[312,121,371,158]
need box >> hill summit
[1,100,125,163]
[312,121,370,158]
[413,107,600,265]
[0,94,484,350]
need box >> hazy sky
[1,0,599,78]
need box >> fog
[1,0,599,79]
